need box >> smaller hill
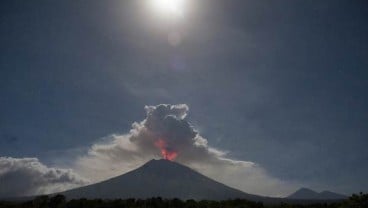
[287,188,347,200]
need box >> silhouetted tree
[49,195,66,208]
[32,195,49,208]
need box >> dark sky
[1,0,368,195]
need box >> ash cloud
[76,104,298,196]
[0,157,88,197]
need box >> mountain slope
[319,191,347,199]
[287,188,347,200]
[61,159,263,200]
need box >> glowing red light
[154,139,178,161]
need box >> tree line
[0,192,367,208]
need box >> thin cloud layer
[76,104,298,196]
[0,157,88,197]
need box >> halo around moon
[151,0,185,17]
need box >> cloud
[0,157,88,197]
[75,104,298,197]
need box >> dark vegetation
[0,193,367,208]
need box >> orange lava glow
[154,139,178,161]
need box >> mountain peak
[139,159,195,176]
[61,159,254,200]
[148,158,169,162]
[287,188,347,200]
[144,158,175,165]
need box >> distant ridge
[287,188,347,200]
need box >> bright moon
[151,0,185,16]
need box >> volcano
[61,159,266,201]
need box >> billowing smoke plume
[76,104,298,196]
[0,157,88,197]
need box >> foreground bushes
[0,192,366,208]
